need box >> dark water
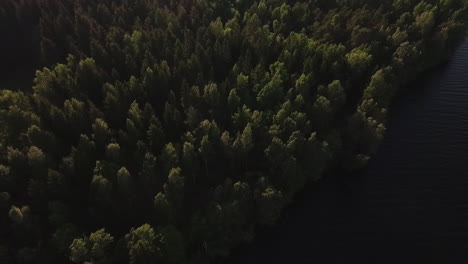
[226,39,468,264]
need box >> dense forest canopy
[0,0,467,263]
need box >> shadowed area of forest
[0,0,467,263]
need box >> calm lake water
[226,38,468,263]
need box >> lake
[225,38,468,263]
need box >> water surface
[226,39,468,263]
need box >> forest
[0,0,467,263]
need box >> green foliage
[92,119,110,149]
[256,184,285,226]
[117,167,132,194]
[0,0,466,262]
[27,146,46,169]
[233,123,254,156]
[106,143,120,163]
[27,125,58,155]
[91,174,112,206]
[9,205,23,224]
[125,224,159,264]
[227,89,240,113]
[363,68,396,107]
[89,229,114,262]
[70,229,114,264]
[161,143,179,175]
[346,48,373,74]
[416,11,435,36]
[257,62,287,108]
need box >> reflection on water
[226,39,468,263]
